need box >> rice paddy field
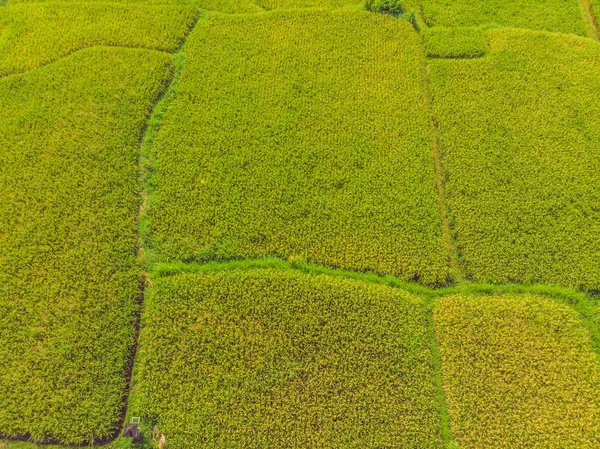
[1,0,600,446]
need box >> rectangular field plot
[434,294,600,448]
[131,269,443,448]
[148,11,449,285]
[0,48,173,444]
[420,0,587,35]
[0,3,197,76]
[429,29,600,290]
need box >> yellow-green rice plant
[434,293,600,448]
[0,47,173,444]
[419,0,587,35]
[428,29,600,290]
[7,0,262,14]
[251,0,360,11]
[422,27,488,58]
[186,0,263,13]
[0,3,197,76]
[147,10,450,285]
[131,269,444,448]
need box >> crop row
[131,269,444,448]
[435,293,600,447]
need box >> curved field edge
[0,3,199,77]
[1,258,599,448]
[152,258,600,356]
[0,47,174,445]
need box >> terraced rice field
[429,29,600,290]
[132,269,443,448]
[1,0,600,446]
[146,10,449,285]
[434,294,600,448]
[0,47,173,444]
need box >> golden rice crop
[419,0,587,35]
[422,27,488,58]
[131,268,444,448]
[434,293,600,448]
[0,3,197,76]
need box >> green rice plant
[428,29,600,290]
[0,439,132,449]
[7,0,194,5]
[186,0,263,13]
[7,0,360,13]
[0,47,174,444]
[364,0,404,16]
[146,10,450,285]
[434,293,600,448]
[0,3,197,76]
[422,27,488,58]
[419,0,587,35]
[131,268,444,448]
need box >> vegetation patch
[147,10,449,285]
[251,0,361,11]
[422,27,488,58]
[132,269,443,448]
[365,0,404,16]
[434,293,600,448]
[428,29,600,290]
[184,0,263,13]
[8,0,195,5]
[0,47,173,444]
[419,0,587,35]
[0,3,197,76]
